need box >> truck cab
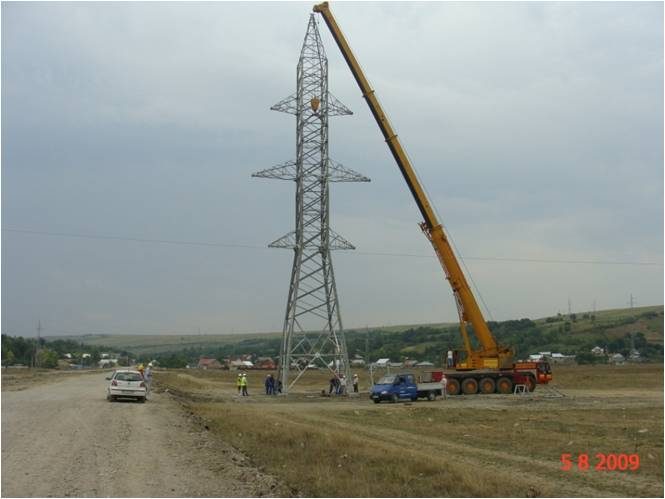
[370,374,417,403]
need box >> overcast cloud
[2,2,663,336]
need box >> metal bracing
[252,14,369,393]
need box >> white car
[106,369,147,402]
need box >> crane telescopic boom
[313,1,513,369]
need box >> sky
[2,1,663,337]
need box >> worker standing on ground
[329,375,337,395]
[240,373,249,396]
[352,373,359,393]
[339,374,347,395]
[236,373,243,395]
[265,374,275,395]
[441,374,448,400]
[143,363,153,396]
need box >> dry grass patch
[156,364,663,497]
[193,402,520,498]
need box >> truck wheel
[427,391,436,401]
[411,395,418,402]
[497,376,513,394]
[525,374,536,392]
[479,377,496,394]
[462,378,478,395]
[446,378,461,396]
[391,394,399,403]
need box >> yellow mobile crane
[313,2,552,394]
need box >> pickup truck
[370,373,443,403]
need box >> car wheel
[373,398,381,404]
[427,391,436,401]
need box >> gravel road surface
[2,372,282,497]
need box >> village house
[197,357,223,369]
[350,354,366,367]
[254,357,276,370]
[228,359,254,370]
[372,358,390,368]
[609,353,625,365]
[98,358,118,368]
[591,346,606,356]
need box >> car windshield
[114,372,143,382]
[377,375,396,384]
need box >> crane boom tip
[313,2,329,13]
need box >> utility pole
[629,293,636,309]
[33,320,42,368]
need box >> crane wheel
[497,376,513,394]
[446,378,461,396]
[479,377,496,394]
[461,378,478,395]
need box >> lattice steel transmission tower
[253,15,369,393]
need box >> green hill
[50,332,282,356]
[44,305,663,367]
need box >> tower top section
[300,14,326,63]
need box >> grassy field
[536,305,663,343]
[155,364,663,497]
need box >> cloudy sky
[2,1,663,337]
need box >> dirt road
[1,372,283,497]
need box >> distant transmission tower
[629,293,636,309]
[253,15,369,393]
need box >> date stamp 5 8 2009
[560,453,640,471]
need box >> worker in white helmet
[240,373,249,396]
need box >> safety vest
[240,377,247,387]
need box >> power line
[3,227,662,266]
[2,227,263,250]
